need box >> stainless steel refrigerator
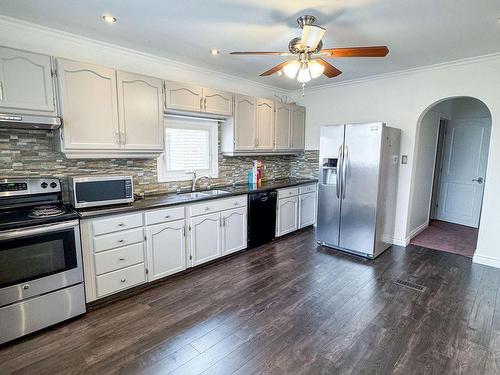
[317,123,400,258]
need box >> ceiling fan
[230,15,389,86]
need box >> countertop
[77,178,318,219]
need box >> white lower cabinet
[146,219,186,281]
[189,212,222,266]
[299,192,317,228]
[276,184,317,237]
[276,196,299,236]
[221,207,247,255]
[80,195,251,302]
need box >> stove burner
[28,205,65,218]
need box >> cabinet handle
[204,97,207,111]
[205,207,210,211]
[118,239,125,243]
[117,223,125,227]
[223,218,226,227]
[119,257,125,261]
[200,97,203,111]
[115,130,120,144]
[121,130,126,144]
[120,278,126,283]
[0,81,3,101]
[165,215,170,219]
[234,202,239,206]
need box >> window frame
[157,116,219,183]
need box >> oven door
[0,220,83,307]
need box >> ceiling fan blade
[316,59,342,78]
[230,51,291,56]
[300,25,326,50]
[320,46,389,57]
[260,61,290,76]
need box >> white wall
[407,101,451,236]
[0,15,286,100]
[295,54,500,268]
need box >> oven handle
[0,220,79,241]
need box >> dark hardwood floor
[1,227,500,374]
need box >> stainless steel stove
[0,178,86,345]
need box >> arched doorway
[408,97,492,257]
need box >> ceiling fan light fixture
[283,60,300,79]
[308,60,325,79]
[299,25,326,50]
[297,66,312,83]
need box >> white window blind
[157,116,219,182]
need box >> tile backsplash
[0,127,319,200]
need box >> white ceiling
[1,0,499,90]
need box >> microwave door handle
[0,220,79,241]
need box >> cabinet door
[203,88,233,116]
[146,219,186,281]
[291,104,306,150]
[275,102,291,150]
[256,98,275,150]
[276,196,298,237]
[117,71,164,150]
[234,94,256,151]
[57,59,120,150]
[165,81,203,112]
[189,212,222,266]
[299,192,316,228]
[0,47,55,113]
[221,208,247,256]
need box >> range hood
[0,113,61,130]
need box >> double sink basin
[172,189,231,201]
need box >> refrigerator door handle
[342,145,348,199]
[336,145,343,198]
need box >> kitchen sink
[200,189,230,196]
[179,192,209,199]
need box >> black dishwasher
[248,190,277,248]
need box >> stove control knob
[50,182,57,188]
[41,182,48,189]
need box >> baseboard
[473,254,500,269]
[392,237,409,247]
[391,222,429,248]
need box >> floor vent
[393,279,426,292]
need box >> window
[157,116,219,182]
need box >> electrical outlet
[401,155,408,164]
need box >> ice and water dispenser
[321,158,338,185]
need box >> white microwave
[69,176,134,209]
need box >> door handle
[336,145,343,199]
[472,177,484,184]
[342,145,348,199]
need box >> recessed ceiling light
[102,15,117,24]
[210,49,220,55]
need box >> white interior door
[436,118,491,227]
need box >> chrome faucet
[191,171,211,192]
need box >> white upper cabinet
[117,71,164,151]
[234,94,257,151]
[165,81,203,112]
[275,102,291,150]
[0,47,56,114]
[203,88,233,116]
[256,98,275,150]
[146,219,186,281]
[291,104,306,150]
[221,207,247,256]
[57,59,120,151]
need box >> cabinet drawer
[92,213,143,236]
[144,206,185,226]
[94,242,145,275]
[96,263,146,298]
[189,196,247,217]
[93,227,144,252]
[277,187,299,199]
[299,184,317,195]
